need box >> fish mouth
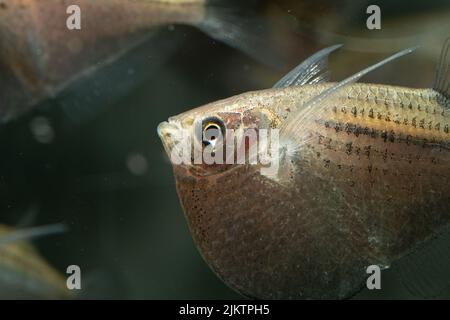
[157,121,170,139]
[157,120,182,157]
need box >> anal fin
[393,225,450,298]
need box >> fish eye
[202,117,225,146]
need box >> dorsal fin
[0,224,67,248]
[268,46,417,185]
[279,46,417,147]
[433,38,450,101]
[273,44,342,88]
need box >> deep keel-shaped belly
[173,84,450,299]
[176,165,379,299]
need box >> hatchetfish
[158,39,450,299]
[0,0,280,122]
[0,223,71,299]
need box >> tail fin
[433,38,450,101]
[0,224,67,248]
[199,0,284,69]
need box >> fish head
[157,90,302,298]
[157,91,283,179]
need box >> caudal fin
[393,225,450,298]
[199,0,284,69]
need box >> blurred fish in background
[0,0,284,124]
[0,223,69,299]
[271,0,450,86]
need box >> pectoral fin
[0,224,67,248]
[268,46,417,185]
[433,38,450,102]
[279,46,417,143]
